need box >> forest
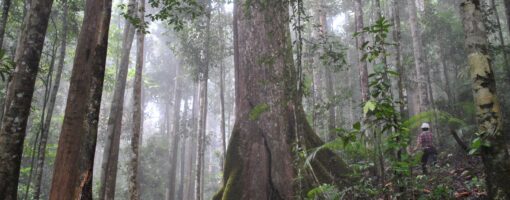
[0,0,510,199]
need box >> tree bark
[392,0,406,118]
[98,1,137,199]
[0,0,11,48]
[33,2,69,199]
[317,4,336,141]
[461,1,510,198]
[167,65,183,200]
[186,83,199,200]
[128,0,144,199]
[177,99,189,200]
[195,1,211,199]
[220,43,226,171]
[0,0,53,199]
[355,0,369,103]
[408,0,430,112]
[213,1,351,199]
[49,0,113,199]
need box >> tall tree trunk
[408,0,430,112]
[128,0,144,199]
[355,0,369,103]
[0,0,11,48]
[392,0,406,118]
[33,2,69,198]
[195,1,211,199]
[317,3,336,141]
[220,46,226,171]
[49,0,112,199]
[491,0,509,67]
[167,65,183,200]
[213,1,351,199]
[218,1,227,170]
[98,1,137,199]
[177,99,189,200]
[186,83,199,200]
[0,0,53,198]
[461,1,510,198]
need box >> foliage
[0,49,14,81]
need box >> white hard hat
[421,123,430,129]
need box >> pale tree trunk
[461,0,510,198]
[0,0,53,199]
[195,1,211,199]
[355,0,369,103]
[408,0,430,112]
[0,0,11,48]
[49,0,113,198]
[127,0,144,199]
[177,99,189,200]
[218,0,227,170]
[186,83,199,200]
[213,1,351,199]
[33,2,69,198]
[317,3,336,141]
[98,0,137,199]
[392,0,405,118]
[166,65,183,200]
[220,39,226,172]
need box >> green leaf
[353,122,361,130]
[363,100,376,115]
[468,148,478,155]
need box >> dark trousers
[421,147,437,174]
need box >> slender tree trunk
[392,0,405,118]
[491,0,509,67]
[167,65,183,200]
[408,0,430,112]
[195,1,211,199]
[317,5,336,141]
[220,46,226,171]
[0,0,53,198]
[33,2,69,199]
[355,0,369,103]
[177,99,189,200]
[98,1,137,199]
[186,83,199,200]
[49,0,113,198]
[0,0,11,48]
[461,1,510,198]
[213,1,351,199]
[128,1,144,199]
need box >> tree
[195,1,211,199]
[392,0,405,117]
[33,1,70,198]
[213,1,351,199]
[98,0,137,199]
[49,0,113,198]
[167,65,183,200]
[0,0,54,198]
[460,0,510,198]
[127,0,145,199]
[408,0,430,112]
[355,0,369,103]
[0,0,11,48]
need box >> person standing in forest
[413,123,437,174]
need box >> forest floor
[408,153,487,200]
